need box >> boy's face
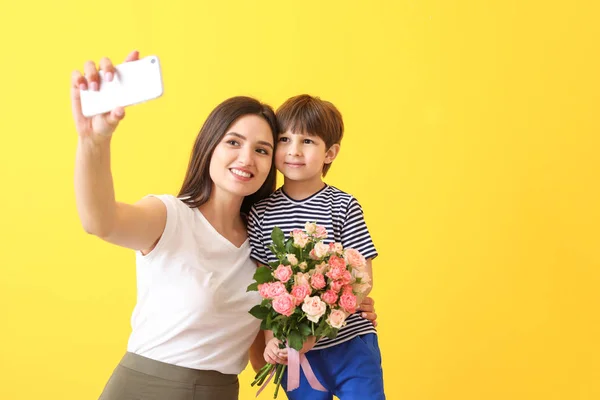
[275,130,331,183]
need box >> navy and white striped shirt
[247,184,378,350]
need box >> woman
[71,51,377,400]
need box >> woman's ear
[324,144,340,165]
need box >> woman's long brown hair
[178,96,278,215]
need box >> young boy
[247,95,385,399]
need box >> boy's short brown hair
[276,94,344,176]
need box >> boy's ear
[324,144,341,165]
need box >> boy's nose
[288,143,302,156]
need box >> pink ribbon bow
[286,346,327,392]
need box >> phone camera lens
[151,58,156,64]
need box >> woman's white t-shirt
[126,194,262,375]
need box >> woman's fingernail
[362,313,367,318]
[105,72,113,82]
[90,81,99,91]
[79,83,87,91]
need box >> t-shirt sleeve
[341,197,378,260]
[247,204,269,265]
[135,194,180,260]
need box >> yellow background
[1,1,598,399]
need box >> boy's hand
[358,296,378,327]
[264,338,288,365]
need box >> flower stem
[273,364,286,399]
[251,363,273,387]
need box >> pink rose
[326,264,346,281]
[329,255,346,270]
[342,284,354,295]
[298,262,308,271]
[273,294,296,317]
[326,309,348,329]
[291,284,311,306]
[341,270,353,285]
[286,254,299,266]
[314,225,328,239]
[321,289,339,305]
[258,283,272,299]
[339,292,357,314]
[343,248,366,269]
[301,296,327,323]
[273,264,293,283]
[329,242,343,255]
[330,280,343,293]
[291,229,309,248]
[310,272,326,290]
[267,281,287,298]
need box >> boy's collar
[280,183,328,203]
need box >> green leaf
[285,238,294,254]
[246,282,259,292]
[288,330,303,351]
[314,317,329,336]
[298,323,312,337]
[249,305,269,320]
[272,226,285,249]
[273,315,286,323]
[260,319,268,330]
[272,321,281,338]
[325,327,338,340]
[253,266,273,284]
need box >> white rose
[305,222,317,235]
[313,242,329,259]
[301,296,327,323]
[287,254,299,266]
[326,309,348,329]
[352,282,372,295]
[295,272,310,287]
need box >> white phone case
[80,55,164,117]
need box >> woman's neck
[198,191,245,235]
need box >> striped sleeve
[247,205,269,265]
[341,197,378,260]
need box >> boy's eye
[278,137,289,143]
[303,139,314,144]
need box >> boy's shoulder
[324,184,352,197]
[321,185,358,205]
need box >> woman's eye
[227,140,240,146]
[256,148,269,155]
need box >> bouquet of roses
[247,222,371,398]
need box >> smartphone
[80,55,164,117]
